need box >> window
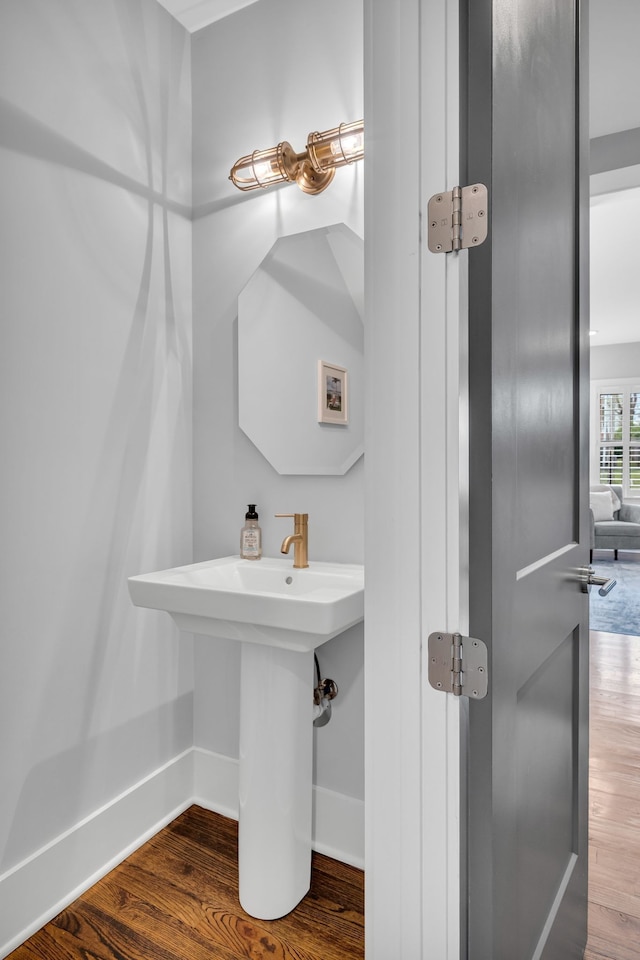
[592,381,640,497]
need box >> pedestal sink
[128,555,364,919]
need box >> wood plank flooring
[585,630,640,960]
[8,805,364,960]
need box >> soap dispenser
[240,504,262,560]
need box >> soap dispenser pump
[240,504,262,560]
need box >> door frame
[365,1,590,957]
[364,1,465,956]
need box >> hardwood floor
[585,630,640,960]
[8,805,364,960]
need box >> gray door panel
[463,0,590,957]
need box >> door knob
[579,566,617,597]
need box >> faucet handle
[275,514,295,518]
[275,513,308,520]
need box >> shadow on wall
[1,693,193,873]
[0,0,193,875]
[0,97,191,218]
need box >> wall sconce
[229,119,364,195]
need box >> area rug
[589,554,640,637]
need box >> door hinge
[428,631,488,699]
[427,183,488,253]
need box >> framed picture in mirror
[318,360,348,425]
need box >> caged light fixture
[229,119,364,195]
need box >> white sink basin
[128,553,364,921]
[128,555,364,651]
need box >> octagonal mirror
[238,223,364,475]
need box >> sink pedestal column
[238,642,314,920]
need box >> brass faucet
[275,513,309,568]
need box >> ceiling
[154,0,259,33]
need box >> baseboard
[193,747,364,869]
[311,784,364,869]
[0,747,363,958]
[0,750,194,959]
[192,745,240,819]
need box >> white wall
[191,0,365,802]
[591,341,640,381]
[0,0,193,885]
[590,0,640,138]
[590,189,640,346]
